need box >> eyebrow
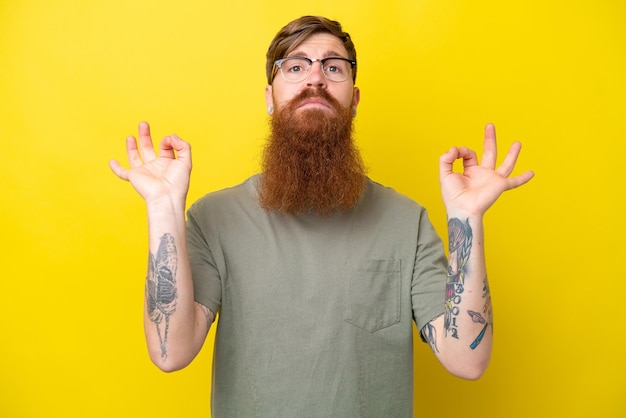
[287,49,348,59]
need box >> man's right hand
[109,122,192,207]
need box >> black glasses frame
[273,56,357,83]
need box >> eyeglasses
[273,56,356,83]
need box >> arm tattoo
[421,322,439,353]
[444,218,472,339]
[146,233,178,360]
[469,276,493,350]
[467,310,486,324]
[482,276,493,326]
[470,324,489,350]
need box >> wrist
[446,210,484,223]
[146,195,187,217]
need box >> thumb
[109,159,129,181]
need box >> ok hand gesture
[439,123,534,217]
[109,122,192,206]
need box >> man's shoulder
[188,175,259,214]
[365,178,426,211]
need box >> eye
[284,58,308,73]
[324,59,348,74]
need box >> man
[110,15,533,417]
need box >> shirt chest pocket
[343,259,402,333]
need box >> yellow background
[1,0,624,417]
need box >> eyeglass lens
[280,58,352,82]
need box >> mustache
[288,88,344,111]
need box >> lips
[297,98,332,109]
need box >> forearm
[143,198,212,372]
[428,124,533,378]
[429,213,493,379]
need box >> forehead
[287,33,349,58]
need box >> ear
[265,85,274,115]
[351,86,361,114]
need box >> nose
[306,61,326,88]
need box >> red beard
[259,88,366,214]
